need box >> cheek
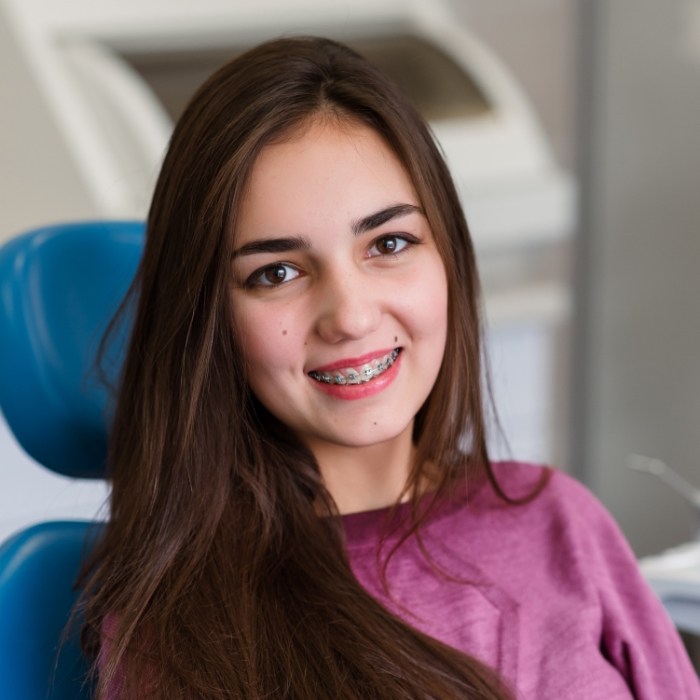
[404,259,449,343]
[427,267,449,321]
[233,301,305,381]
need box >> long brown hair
[80,36,522,699]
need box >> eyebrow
[352,203,423,235]
[232,235,311,258]
[232,203,423,258]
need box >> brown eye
[264,265,288,284]
[376,236,399,254]
[246,263,301,288]
[369,234,417,258]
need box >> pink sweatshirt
[343,462,700,698]
[102,462,699,698]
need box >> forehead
[235,119,420,244]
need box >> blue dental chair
[0,221,144,700]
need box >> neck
[308,422,416,515]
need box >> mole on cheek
[282,330,288,336]
[394,336,398,343]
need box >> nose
[315,268,381,343]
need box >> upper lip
[309,347,399,373]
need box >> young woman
[82,37,699,699]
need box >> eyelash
[243,234,420,289]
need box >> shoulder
[483,464,700,696]
[489,460,614,520]
[485,461,633,563]
[476,462,652,610]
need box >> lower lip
[308,351,402,401]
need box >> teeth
[310,349,399,385]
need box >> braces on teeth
[309,349,400,385]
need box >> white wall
[0,2,99,242]
[576,0,700,555]
[0,411,109,543]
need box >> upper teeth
[310,349,399,385]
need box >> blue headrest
[0,221,144,479]
[0,521,103,700]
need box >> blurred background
[0,0,699,577]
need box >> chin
[323,421,414,451]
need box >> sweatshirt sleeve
[559,472,700,699]
[98,613,124,700]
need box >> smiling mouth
[309,348,401,385]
